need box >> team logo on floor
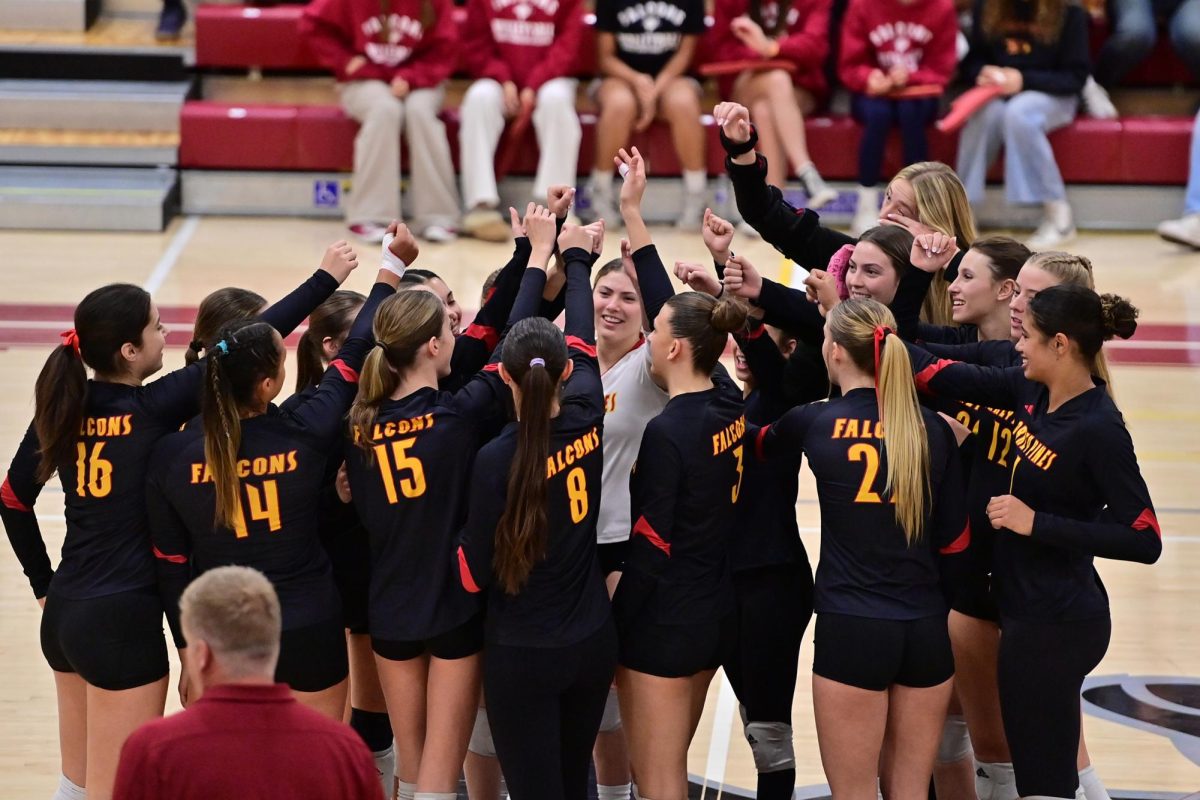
[1082,674,1200,765]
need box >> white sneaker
[1081,76,1118,120]
[419,224,458,244]
[1026,219,1077,250]
[348,222,389,244]
[582,183,620,227]
[799,163,839,209]
[462,207,510,242]
[677,190,706,231]
[850,186,880,237]
[1157,212,1200,249]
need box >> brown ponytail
[494,317,569,595]
[296,290,365,393]
[201,323,284,529]
[663,292,749,375]
[187,288,267,366]
[1028,285,1139,370]
[34,284,152,483]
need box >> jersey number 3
[374,438,428,503]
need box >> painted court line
[143,215,200,294]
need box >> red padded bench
[180,101,1192,185]
[195,5,598,76]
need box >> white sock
[414,793,457,800]
[975,759,1019,800]
[397,781,416,800]
[682,170,707,195]
[1046,199,1073,230]
[374,745,395,800]
[53,775,86,800]
[591,170,614,194]
[598,783,632,800]
[1078,765,1110,800]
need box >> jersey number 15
[374,438,428,503]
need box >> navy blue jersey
[614,387,746,626]
[0,269,340,600]
[911,350,1162,621]
[759,389,969,620]
[147,281,392,644]
[456,250,610,647]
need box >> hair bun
[710,297,750,334]
[1099,293,1139,341]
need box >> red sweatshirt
[300,0,457,87]
[837,0,958,94]
[708,0,833,98]
[462,0,585,91]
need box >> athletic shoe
[677,189,706,231]
[420,224,458,243]
[1026,219,1076,250]
[1157,212,1200,249]
[582,183,620,228]
[462,207,511,242]
[798,163,839,209]
[348,223,388,244]
[850,186,880,237]
[155,3,187,41]
[1081,77,1118,120]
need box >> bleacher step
[0,0,100,31]
[0,165,177,231]
[0,129,178,166]
[0,79,190,132]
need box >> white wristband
[381,233,407,278]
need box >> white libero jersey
[596,340,669,545]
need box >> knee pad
[467,707,496,758]
[936,714,973,764]
[743,720,795,773]
[599,687,622,733]
[974,760,1018,800]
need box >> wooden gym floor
[0,218,1197,797]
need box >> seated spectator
[1157,107,1200,249]
[590,0,709,228]
[838,0,958,235]
[459,0,585,242]
[112,566,381,800]
[301,0,462,244]
[1086,0,1200,118]
[708,0,838,209]
[956,0,1090,249]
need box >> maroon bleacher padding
[195,6,323,70]
[1050,118,1125,183]
[1119,117,1195,184]
[180,103,299,169]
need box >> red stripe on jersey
[484,363,501,373]
[744,325,767,340]
[330,359,359,384]
[457,546,482,593]
[632,515,671,556]
[464,323,500,351]
[755,425,771,462]
[914,359,955,394]
[1,476,30,512]
[939,522,971,555]
[1131,508,1162,539]
[153,546,188,565]
[566,336,598,358]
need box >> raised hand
[582,219,605,257]
[803,268,840,316]
[524,204,558,263]
[713,102,752,144]
[723,253,763,301]
[508,205,526,239]
[320,239,359,283]
[881,209,938,238]
[385,222,419,266]
[547,185,576,219]
[558,221,594,253]
[615,147,647,212]
[674,261,723,297]
[702,208,735,263]
[910,232,958,273]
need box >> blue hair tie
[529,357,546,368]
[214,340,229,355]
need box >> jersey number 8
[567,467,588,523]
[374,438,428,503]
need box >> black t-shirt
[595,0,707,77]
[760,389,969,620]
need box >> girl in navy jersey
[0,252,357,800]
[455,223,613,800]
[146,238,407,723]
[345,207,563,800]
[610,289,748,800]
[909,285,1160,800]
[757,298,969,800]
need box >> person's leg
[404,85,462,236]
[85,678,169,800]
[617,667,697,800]
[853,94,896,188]
[896,97,937,167]
[812,675,889,800]
[591,78,638,221]
[1095,0,1157,86]
[879,679,955,800]
[1188,109,1200,214]
[595,570,631,799]
[465,701,503,800]
[293,678,350,720]
[487,645,566,800]
[155,0,187,40]
[348,633,395,800]
[1077,725,1111,800]
[375,652,431,792]
[932,694,978,800]
[459,78,507,211]
[657,76,708,229]
[1002,91,1078,206]
[947,612,1015,800]
[955,98,1007,206]
[1167,0,1200,79]
[533,77,582,201]
[417,653,482,793]
[1156,109,1200,247]
[560,623,619,800]
[338,80,404,229]
[53,671,88,793]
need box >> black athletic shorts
[597,540,630,577]
[323,521,371,635]
[950,572,1000,623]
[619,611,737,678]
[813,612,954,692]
[276,616,349,692]
[40,585,169,691]
[372,613,484,662]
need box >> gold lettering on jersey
[711,415,747,456]
[79,414,133,437]
[352,413,437,443]
[189,450,300,484]
[545,427,601,478]
[956,401,1016,422]
[604,392,617,413]
[831,418,885,439]
[1011,420,1058,471]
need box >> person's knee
[363,97,403,128]
[1003,97,1046,137]
[936,714,973,764]
[859,98,895,128]
[1168,10,1200,60]
[463,79,503,113]
[599,81,638,120]
[467,707,496,758]
[743,720,795,773]
[659,81,700,119]
[598,687,622,732]
[404,90,443,124]
[761,69,795,98]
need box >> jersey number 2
[848,443,893,504]
[75,442,112,498]
[374,438,427,503]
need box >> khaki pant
[458,77,581,209]
[337,80,460,230]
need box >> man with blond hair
[113,566,382,800]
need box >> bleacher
[0,0,1195,231]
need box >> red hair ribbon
[60,329,81,357]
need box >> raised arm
[907,342,1025,408]
[259,240,359,336]
[616,147,675,324]
[558,226,603,413]
[146,452,192,651]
